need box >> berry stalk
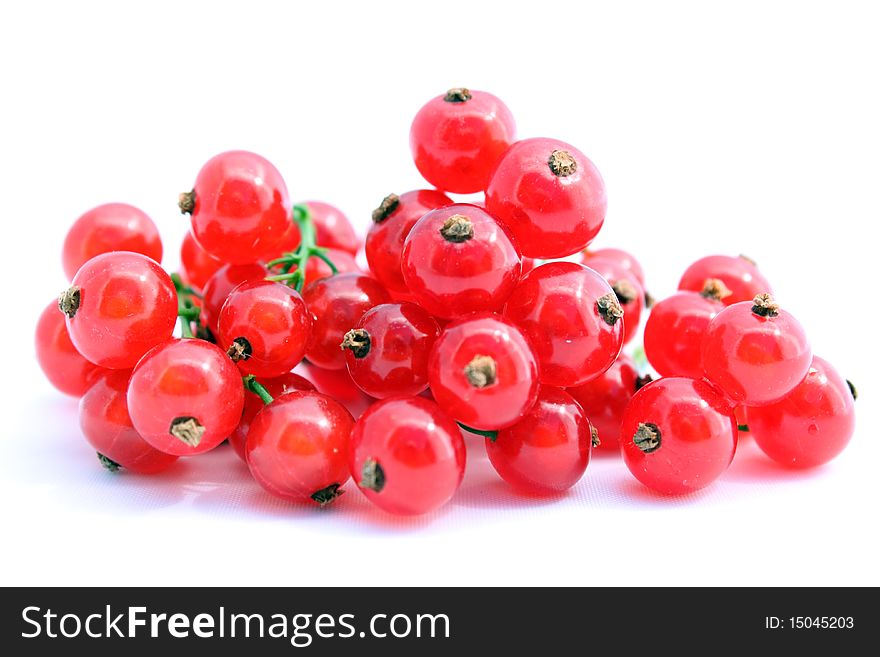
[171,272,201,339]
[457,422,498,442]
[243,374,274,405]
[265,204,338,292]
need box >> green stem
[631,344,649,373]
[243,375,274,405]
[265,271,301,283]
[177,306,200,320]
[172,271,204,339]
[737,424,750,432]
[97,453,121,472]
[170,272,203,299]
[179,316,194,339]
[264,204,338,292]
[457,422,498,442]
[293,202,314,244]
[177,296,200,338]
[265,255,293,268]
[311,248,338,274]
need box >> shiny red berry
[302,273,390,370]
[503,262,624,387]
[246,391,354,505]
[582,247,645,286]
[341,302,440,399]
[749,356,855,468]
[567,354,639,452]
[679,254,772,306]
[428,314,539,431]
[401,204,521,319]
[61,251,177,369]
[62,203,163,281]
[702,294,812,406]
[644,283,727,379]
[228,372,315,461]
[410,88,516,194]
[349,396,466,515]
[620,377,737,494]
[486,137,606,258]
[35,300,103,396]
[218,280,312,378]
[180,230,222,290]
[487,387,593,494]
[365,190,452,295]
[301,362,375,419]
[201,262,268,335]
[127,339,245,456]
[79,370,178,474]
[304,201,359,254]
[181,150,290,265]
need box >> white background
[1,1,878,586]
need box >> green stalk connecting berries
[265,204,338,292]
[243,375,274,405]
[457,422,498,442]
[171,273,202,339]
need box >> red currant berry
[410,88,516,194]
[487,387,593,494]
[349,396,466,515]
[218,280,312,378]
[584,258,645,345]
[620,377,737,494]
[61,252,177,369]
[503,262,624,387]
[79,370,178,474]
[401,204,521,319]
[341,302,440,399]
[303,201,360,255]
[428,313,539,431]
[749,356,855,468]
[301,362,375,419]
[36,300,104,396]
[201,262,268,334]
[567,354,639,452]
[582,247,645,285]
[643,281,728,379]
[127,339,245,456]
[180,230,222,290]
[228,372,315,461]
[246,391,354,505]
[62,203,163,281]
[679,254,772,306]
[180,150,290,265]
[702,294,812,406]
[486,137,606,258]
[302,273,390,370]
[365,190,452,295]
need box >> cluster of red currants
[36,87,856,514]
